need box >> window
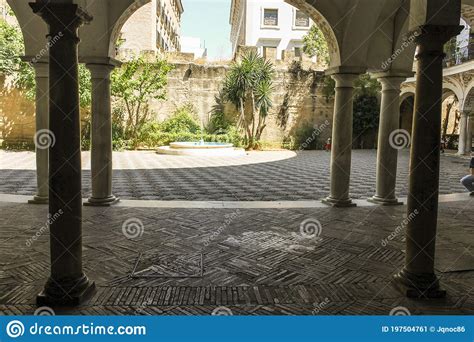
[294,47,302,57]
[294,10,310,28]
[263,9,278,27]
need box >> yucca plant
[222,51,274,149]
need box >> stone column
[394,25,462,298]
[84,62,120,206]
[458,111,468,155]
[30,2,96,306]
[369,76,407,205]
[465,114,472,154]
[28,62,49,204]
[322,73,358,207]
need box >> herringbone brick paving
[0,199,472,315]
[0,150,471,200]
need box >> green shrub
[136,123,242,149]
[292,125,323,150]
[207,111,233,134]
[160,105,201,134]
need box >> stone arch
[386,1,417,74]
[285,0,341,67]
[399,91,415,133]
[108,0,152,58]
[462,81,474,112]
[6,0,48,59]
[442,82,464,104]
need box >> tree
[302,24,329,65]
[222,51,274,149]
[0,19,34,97]
[352,74,381,148]
[111,55,173,141]
[0,17,91,106]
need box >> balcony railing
[443,42,474,67]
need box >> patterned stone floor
[0,150,471,201]
[0,198,473,315]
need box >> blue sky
[181,0,232,60]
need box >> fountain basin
[157,142,246,157]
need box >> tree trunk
[442,99,455,138]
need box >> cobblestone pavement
[0,199,472,315]
[0,150,471,201]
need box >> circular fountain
[157,140,246,156]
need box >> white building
[119,0,184,58]
[229,0,313,60]
[0,0,17,26]
[180,36,208,59]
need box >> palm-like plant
[222,51,274,149]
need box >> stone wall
[1,60,336,148]
[150,59,335,146]
[0,77,35,146]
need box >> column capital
[30,61,49,78]
[377,76,407,91]
[86,63,116,79]
[29,2,92,39]
[331,73,359,88]
[412,25,463,58]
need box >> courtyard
[0,150,473,315]
[0,150,471,201]
[0,0,473,332]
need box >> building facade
[401,15,474,155]
[229,0,313,60]
[119,0,184,58]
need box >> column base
[393,268,446,299]
[28,195,49,205]
[37,274,96,307]
[84,195,120,207]
[367,196,403,206]
[322,196,357,208]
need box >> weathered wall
[0,77,35,146]
[150,60,335,145]
[1,61,335,148]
